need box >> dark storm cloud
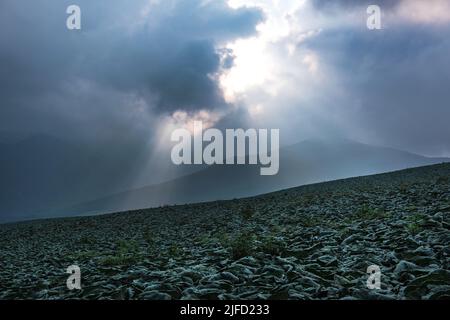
[0,0,264,137]
[78,0,264,113]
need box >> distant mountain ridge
[62,138,450,218]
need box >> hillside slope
[0,163,449,299]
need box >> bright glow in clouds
[220,37,273,102]
[160,110,222,139]
[221,0,307,103]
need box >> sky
[1,0,450,195]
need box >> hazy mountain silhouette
[0,133,205,222]
[0,134,143,222]
[0,135,86,220]
[63,138,449,217]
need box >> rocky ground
[0,163,449,300]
